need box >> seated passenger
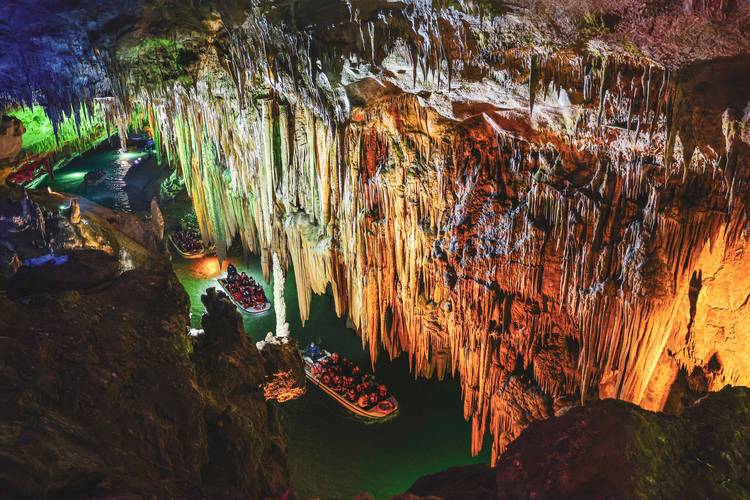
[227,263,239,282]
[378,385,389,400]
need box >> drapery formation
[117,4,750,463]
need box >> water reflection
[37,147,161,213]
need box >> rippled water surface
[37,144,162,212]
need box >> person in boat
[378,385,390,400]
[346,388,357,402]
[357,394,370,408]
[227,263,239,283]
[306,343,322,360]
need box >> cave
[1,1,750,498]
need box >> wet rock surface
[0,266,204,498]
[398,386,750,499]
[0,214,299,498]
[192,287,298,495]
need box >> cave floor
[41,142,491,499]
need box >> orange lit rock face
[112,2,750,463]
[0,115,24,183]
[264,371,306,403]
[0,116,23,160]
[642,227,750,412]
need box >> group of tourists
[171,226,203,253]
[225,263,268,309]
[309,346,391,408]
[170,213,204,255]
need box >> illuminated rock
[69,198,81,224]
[3,0,750,466]
[111,4,750,462]
[0,115,24,165]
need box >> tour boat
[168,233,208,259]
[302,344,399,420]
[83,169,106,186]
[217,278,272,314]
[7,157,47,186]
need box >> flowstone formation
[3,0,750,463]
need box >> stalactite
[123,8,748,465]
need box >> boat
[7,157,48,186]
[301,344,399,420]
[168,232,208,259]
[83,169,106,186]
[217,277,272,314]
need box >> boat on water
[169,215,215,259]
[168,232,209,259]
[83,169,106,186]
[302,343,399,420]
[7,157,48,186]
[218,278,272,313]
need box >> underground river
[39,142,491,498]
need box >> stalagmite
[69,198,81,225]
[273,252,290,340]
[150,197,164,242]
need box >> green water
[36,144,163,212]
[44,145,491,499]
[174,256,491,499]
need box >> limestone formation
[0,215,297,498]
[2,0,750,465]
[69,198,81,224]
[398,386,750,499]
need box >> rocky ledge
[398,386,750,499]
[0,195,303,498]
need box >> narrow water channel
[43,143,491,499]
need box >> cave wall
[2,0,749,464]
[0,190,294,497]
[111,2,750,463]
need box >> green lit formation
[9,103,108,157]
[117,38,196,92]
